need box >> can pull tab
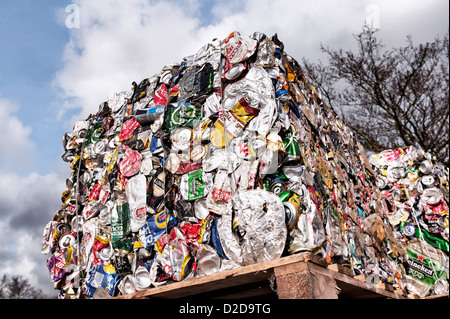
[231,207,246,244]
[62,237,72,247]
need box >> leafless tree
[302,28,449,165]
[0,274,46,299]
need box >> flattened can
[138,211,178,248]
[266,175,286,195]
[280,191,301,230]
[283,126,301,162]
[180,168,213,201]
[222,31,257,64]
[421,175,435,188]
[190,143,208,162]
[420,160,433,174]
[249,135,267,159]
[172,127,193,151]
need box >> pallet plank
[113,252,407,299]
[115,252,319,299]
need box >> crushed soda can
[404,238,448,297]
[84,262,119,298]
[217,189,287,266]
[222,31,257,64]
[138,211,178,249]
[180,168,213,201]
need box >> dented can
[210,97,259,148]
[222,31,257,64]
[266,175,286,195]
[282,191,301,231]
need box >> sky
[0,0,448,298]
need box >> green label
[111,201,131,248]
[406,248,447,287]
[188,169,204,201]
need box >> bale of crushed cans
[41,31,449,299]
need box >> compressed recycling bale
[41,31,449,299]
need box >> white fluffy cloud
[54,0,209,121]
[54,0,448,122]
[0,97,37,170]
[53,0,365,120]
[0,171,65,229]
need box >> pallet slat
[114,252,409,299]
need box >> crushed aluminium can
[84,262,119,298]
[180,168,213,201]
[111,200,132,251]
[405,238,448,297]
[280,191,302,231]
[265,174,286,196]
[210,97,259,148]
[221,31,257,64]
[217,189,287,266]
[138,211,178,249]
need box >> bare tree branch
[302,28,449,166]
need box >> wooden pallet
[114,252,412,299]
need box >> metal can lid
[99,242,114,260]
[165,153,180,174]
[402,222,416,237]
[224,63,246,81]
[135,266,151,290]
[251,134,267,150]
[194,198,210,220]
[172,127,193,151]
[270,180,286,196]
[222,95,238,110]
[421,175,435,187]
[94,139,107,154]
[59,232,76,248]
[56,223,71,236]
[119,275,137,295]
[190,144,207,162]
[420,160,433,174]
[376,176,388,189]
[70,215,83,232]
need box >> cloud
[0,97,37,171]
[53,0,448,123]
[0,170,65,297]
[0,230,55,297]
[0,95,67,297]
[54,0,364,120]
[53,0,207,121]
[0,171,65,231]
[374,0,449,46]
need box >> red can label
[212,188,231,202]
